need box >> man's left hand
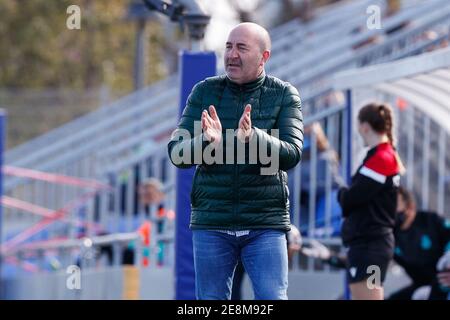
[237,104,254,143]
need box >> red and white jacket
[339,142,401,246]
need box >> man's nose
[228,47,239,59]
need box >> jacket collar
[225,70,266,93]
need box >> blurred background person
[122,178,170,266]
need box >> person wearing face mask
[301,186,450,300]
[168,22,303,300]
[390,187,450,300]
[337,103,404,300]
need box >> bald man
[168,23,304,300]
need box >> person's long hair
[358,102,406,175]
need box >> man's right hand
[202,105,222,147]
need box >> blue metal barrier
[175,51,216,300]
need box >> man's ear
[262,50,270,64]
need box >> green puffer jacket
[167,73,303,231]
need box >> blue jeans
[192,229,288,300]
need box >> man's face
[224,27,265,84]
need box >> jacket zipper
[279,171,286,206]
[191,166,200,207]
[233,87,244,229]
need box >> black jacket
[338,142,400,245]
[167,73,303,231]
[394,211,450,285]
